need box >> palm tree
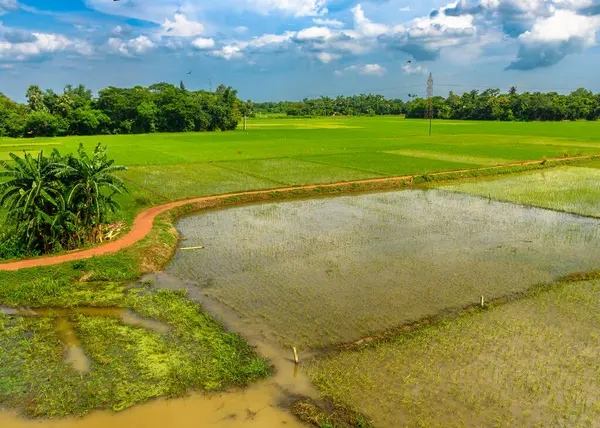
[0,150,66,251]
[55,143,128,242]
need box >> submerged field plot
[168,189,600,349]
[308,279,600,427]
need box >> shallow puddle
[169,188,600,348]
[0,381,305,428]
[55,317,89,372]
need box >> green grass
[0,281,271,418]
[297,152,476,176]
[119,163,280,201]
[383,149,512,166]
[213,157,383,185]
[440,165,600,218]
[307,280,600,427]
[1,117,600,227]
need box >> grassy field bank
[440,165,600,218]
[307,279,600,427]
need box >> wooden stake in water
[480,296,485,308]
[293,347,299,364]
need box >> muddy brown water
[0,277,314,428]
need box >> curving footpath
[0,154,596,272]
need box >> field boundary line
[290,155,388,176]
[0,153,598,271]
[207,161,289,186]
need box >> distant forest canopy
[0,82,247,138]
[253,88,600,122]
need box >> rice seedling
[168,189,600,349]
[307,280,600,427]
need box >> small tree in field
[55,143,128,242]
[0,144,128,255]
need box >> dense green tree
[55,143,128,240]
[0,150,66,252]
[0,145,128,255]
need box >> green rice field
[307,279,600,427]
[2,117,600,209]
[440,165,600,218]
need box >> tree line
[0,82,245,138]
[254,88,600,122]
[254,94,405,117]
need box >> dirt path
[0,154,595,272]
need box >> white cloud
[313,18,344,28]
[316,51,341,63]
[296,26,337,42]
[335,63,387,76]
[402,62,428,75]
[108,35,154,56]
[399,6,411,12]
[248,31,296,48]
[352,4,390,37]
[509,9,600,69]
[234,26,249,34]
[0,30,93,61]
[210,44,245,60]
[519,9,597,44]
[191,37,215,50]
[161,13,204,37]
[245,0,328,16]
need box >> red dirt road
[0,154,595,272]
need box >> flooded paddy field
[170,188,600,349]
[307,279,600,427]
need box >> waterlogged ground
[308,280,600,427]
[0,283,271,418]
[169,189,600,349]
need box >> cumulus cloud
[402,62,428,74]
[191,37,215,50]
[335,63,387,76]
[316,51,341,63]
[110,25,133,39]
[380,2,477,60]
[508,9,600,69]
[313,18,344,28]
[243,0,328,16]
[441,0,600,68]
[295,26,337,42]
[86,0,327,21]
[108,35,154,56]
[352,4,391,37]
[161,13,205,37]
[209,44,245,60]
[0,28,93,61]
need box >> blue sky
[1,0,599,101]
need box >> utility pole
[208,77,213,92]
[426,73,434,136]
